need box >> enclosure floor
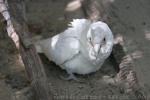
[1,0,150,99]
[109,0,150,94]
[0,39,29,100]
[0,80,12,100]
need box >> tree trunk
[0,0,53,100]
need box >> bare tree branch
[0,0,53,100]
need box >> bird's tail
[31,35,43,53]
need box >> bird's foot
[60,74,78,81]
[60,69,85,82]
[60,74,86,83]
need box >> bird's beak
[94,43,100,56]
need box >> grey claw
[60,74,78,81]
[60,74,85,83]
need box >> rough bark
[0,0,53,100]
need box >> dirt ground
[0,0,150,100]
[108,0,150,97]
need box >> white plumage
[35,19,114,80]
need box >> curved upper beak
[93,43,100,56]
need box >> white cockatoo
[34,19,113,80]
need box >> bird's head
[87,23,106,57]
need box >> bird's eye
[103,38,106,42]
[101,38,106,46]
[89,37,92,41]
[88,37,92,41]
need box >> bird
[34,19,114,80]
